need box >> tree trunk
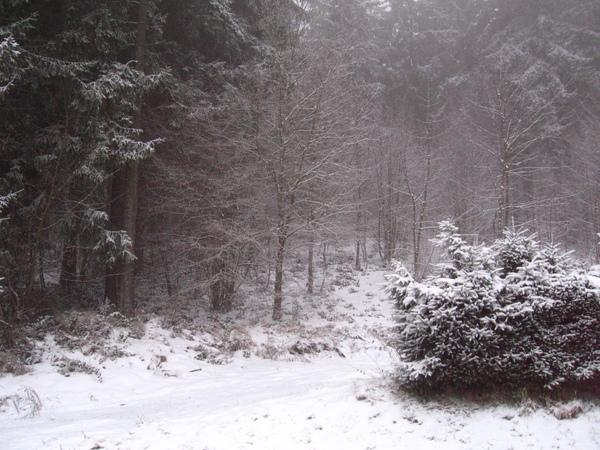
[307,240,314,294]
[273,234,285,320]
[354,189,363,271]
[105,169,126,308]
[119,161,140,316]
[306,209,315,294]
[104,0,147,316]
[59,237,78,290]
[320,242,328,292]
[412,147,431,280]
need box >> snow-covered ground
[1,270,599,449]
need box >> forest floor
[1,268,600,449]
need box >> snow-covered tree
[0,0,165,344]
[387,221,600,392]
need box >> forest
[1,0,600,348]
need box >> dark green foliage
[494,230,535,277]
[0,0,266,344]
[386,222,600,393]
[0,0,169,345]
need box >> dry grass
[0,387,42,418]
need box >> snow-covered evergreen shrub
[430,221,484,278]
[386,223,600,393]
[494,230,536,277]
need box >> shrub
[386,223,600,393]
[0,350,31,376]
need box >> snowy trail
[2,270,600,449]
[1,346,394,449]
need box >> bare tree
[565,115,600,261]
[460,45,571,237]
[228,9,375,319]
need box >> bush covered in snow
[386,221,600,393]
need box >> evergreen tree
[0,0,164,344]
[387,222,600,392]
[139,0,266,312]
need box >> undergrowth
[0,304,142,377]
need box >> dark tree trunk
[105,169,126,308]
[209,258,235,313]
[307,240,314,294]
[273,234,286,320]
[59,239,78,290]
[104,0,148,316]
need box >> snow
[588,275,600,289]
[1,270,599,449]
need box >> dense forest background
[1,0,599,346]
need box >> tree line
[1,0,599,346]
